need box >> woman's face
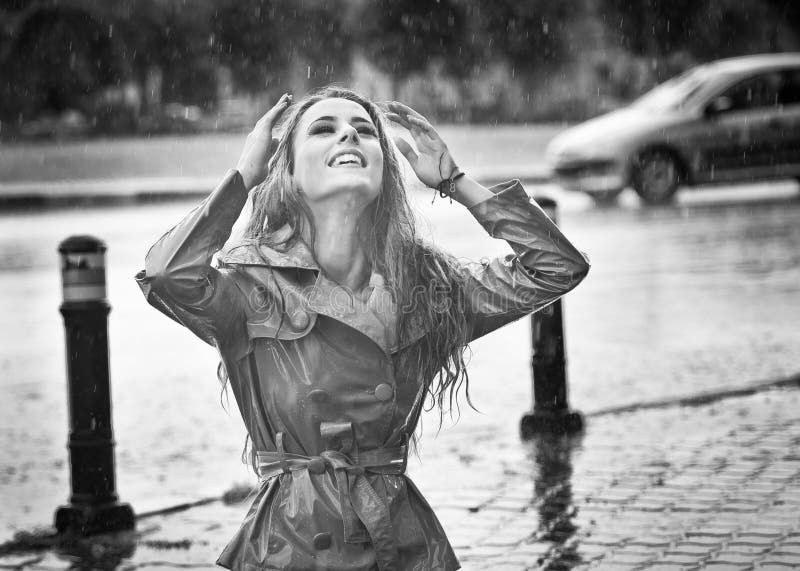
[292,97,384,207]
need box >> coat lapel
[218,228,427,355]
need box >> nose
[338,124,359,144]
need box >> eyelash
[310,124,376,136]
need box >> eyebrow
[309,116,374,126]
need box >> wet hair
[230,86,473,463]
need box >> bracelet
[433,168,465,204]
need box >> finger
[385,112,409,127]
[386,113,424,143]
[257,93,292,128]
[269,93,292,117]
[387,110,425,143]
[405,119,439,150]
[406,115,437,139]
[393,137,418,166]
[387,101,428,122]
[386,104,437,144]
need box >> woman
[136,86,589,571]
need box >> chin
[313,173,381,203]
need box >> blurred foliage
[0,0,799,137]
[213,0,351,93]
[2,6,120,115]
[360,0,470,80]
[465,1,573,72]
[600,0,788,82]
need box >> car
[545,53,800,204]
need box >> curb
[0,177,216,210]
[0,170,553,210]
[586,371,800,417]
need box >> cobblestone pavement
[2,386,798,570]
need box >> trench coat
[136,169,590,571]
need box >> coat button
[313,532,332,550]
[291,310,310,329]
[307,389,330,404]
[373,383,394,402]
[307,457,326,474]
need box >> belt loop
[400,436,409,474]
[276,432,290,474]
[320,421,355,456]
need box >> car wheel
[589,189,623,204]
[632,149,682,205]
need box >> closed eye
[308,118,376,137]
[309,123,335,135]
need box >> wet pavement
[2,387,798,570]
[1,174,799,568]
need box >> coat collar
[219,224,319,270]
[218,224,428,354]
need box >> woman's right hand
[236,93,292,190]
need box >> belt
[256,433,407,571]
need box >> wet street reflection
[527,433,584,570]
[55,531,136,570]
[0,529,137,571]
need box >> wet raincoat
[136,169,590,571]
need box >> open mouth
[328,150,366,168]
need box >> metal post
[520,199,584,437]
[55,235,134,535]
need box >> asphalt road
[1,176,799,542]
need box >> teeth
[331,153,363,167]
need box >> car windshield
[633,67,712,111]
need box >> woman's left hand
[386,102,459,189]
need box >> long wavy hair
[225,86,474,464]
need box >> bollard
[54,235,134,535]
[520,199,584,437]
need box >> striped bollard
[55,236,134,535]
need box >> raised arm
[460,179,589,341]
[135,169,250,346]
[386,101,590,342]
[135,95,291,347]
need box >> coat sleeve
[135,169,250,348]
[462,180,590,342]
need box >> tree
[0,5,124,121]
[464,0,575,74]
[213,0,352,94]
[358,0,470,83]
[600,0,788,81]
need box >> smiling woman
[135,85,590,571]
[293,101,384,211]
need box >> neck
[303,197,372,292]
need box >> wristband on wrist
[433,168,465,204]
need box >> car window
[778,69,800,105]
[720,72,782,111]
[633,67,712,111]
